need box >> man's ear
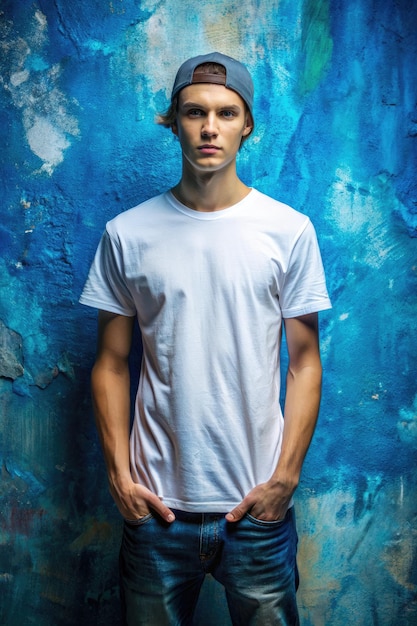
[171,121,178,137]
[242,112,254,137]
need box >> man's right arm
[91,310,175,523]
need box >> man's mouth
[198,145,221,154]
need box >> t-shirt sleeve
[280,218,332,318]
[79,230,136,316]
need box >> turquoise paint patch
[25,54,49,72]
[298,0,333,95]
[83,39,114,56]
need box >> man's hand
[226,313,323,524]
[109,475,175,523]
[225,477,296,523]
[91,311,175,525]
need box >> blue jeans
[119,507,299,626]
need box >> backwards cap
[171,52,254,119]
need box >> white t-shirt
[80,189,331,511]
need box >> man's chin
[184,154,233,174]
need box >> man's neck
[172,164,251,213]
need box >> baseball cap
[171,52,254,119]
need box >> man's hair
[156,62,253,144]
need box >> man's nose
[201,113,218,136]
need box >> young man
[80,52,331,625]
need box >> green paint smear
[299,0,333,95]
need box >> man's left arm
[226,312,322,522]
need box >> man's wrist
[108,470,134,491]
[268,471,299,494]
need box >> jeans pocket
[245,512,287,528]
[124,513,153,527]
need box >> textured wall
[1,0,416,624]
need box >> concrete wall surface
[0,0,416,624]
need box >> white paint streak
[10,70,30,87]
[326,171,406,268]
[399,476,403,507]
[26,117,70,173]
[34,10,47,30]
[0,9,79,174]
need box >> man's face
[172,83,253,174]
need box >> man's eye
[188,109,204,117]
[221,111,236,118]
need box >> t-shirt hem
[162,498,242,512]
[161,497,295,512]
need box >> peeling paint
[0,321,23,380]
[26,116,70,172]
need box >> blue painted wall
[1,1,416,624]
